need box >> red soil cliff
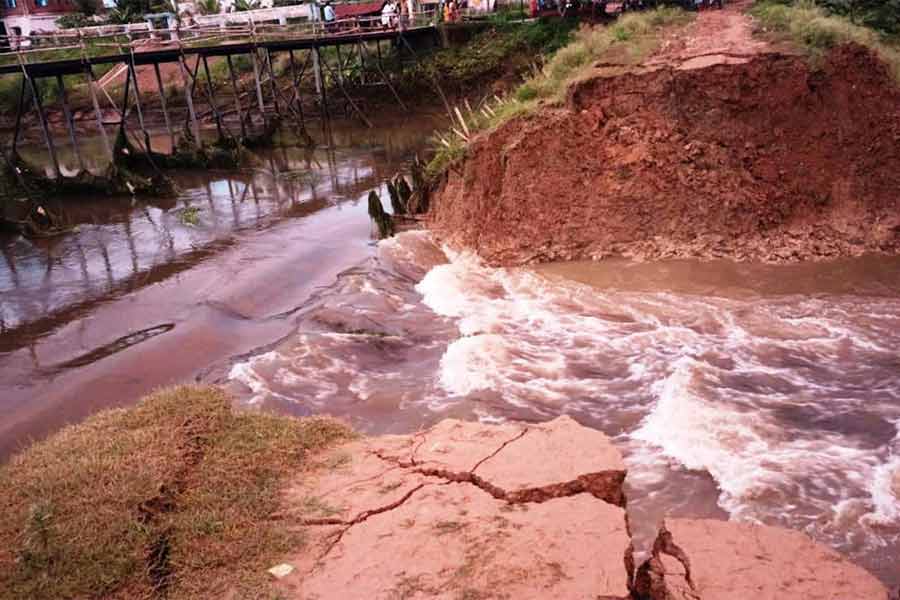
[429,45,900,265]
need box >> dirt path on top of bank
[427,4,900,266]
[648,0,773,69]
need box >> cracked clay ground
[273,416,633,599]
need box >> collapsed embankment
[428,44,900,265]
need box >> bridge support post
[287,49,307,123]
[153,63,176,152]
[250,48,268,126]
[84,66,113,162]
[226,55,248,141]
[264,49,282,119]
[312,45,325,111]
[200,54,226,139]
[10,76,27,157]
[56,74,85,172]
[126,58,153,153]
[178,55,202,148]
[27,75,61,179]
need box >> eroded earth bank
[273,417,890,599]
[429,44,900,265]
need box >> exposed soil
[428,9,900,265]
[269,415,889,599]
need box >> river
[2,118,899,589]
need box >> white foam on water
[229,230,900,581]
[865,421,900,526]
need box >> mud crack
[305,483,431,562]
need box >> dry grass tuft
[0,385,354,600]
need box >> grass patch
[0,385,354,600]
[750,0,900,80]
[425,8,693,180]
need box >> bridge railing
[0,10,438,69]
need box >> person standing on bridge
[323,1,337,31]
[382,0,398,29]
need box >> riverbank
[0,386,355,600]
[426,1,900,265]
[0,388,892,599]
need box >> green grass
[750,0,900,80]
[0,385,354,600]
[403,18,578,96]
[425,8,693,180]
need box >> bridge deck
[0,25,436,78]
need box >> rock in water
[634,518,890,600]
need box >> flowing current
[227,231,900,586]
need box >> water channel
[1,115,898,588]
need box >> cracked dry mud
[270,416,889,599]
[276,416,632,599]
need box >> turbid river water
[2,118,899,589]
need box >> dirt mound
[428,44,900,265]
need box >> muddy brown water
[2,118,899,590]
[0,115,440,459]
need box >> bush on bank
[762,0,899,35]
[751,0,900,80]
[0,386,354,600]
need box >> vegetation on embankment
[770,0,899,35]
[424,8,694,179]
[0,386,354,600]
[750,0,900,80]
[399,14,579,98]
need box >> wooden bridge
[0,15,440,179]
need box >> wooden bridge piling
[152,62,176,151]
[55,74,85,172]
[200,54,226,140]
[226,55,249,141]
[27,71,61,179]
[1,21,439,182]
[84,66,113,161]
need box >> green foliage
[515,82,538,101]
[751,1,900,78]
[196,0,222,14]
[56,13,94,28]
[807,0,899,34]
[179,206,201,226]
[404,18,577,94]
[107,0,153,24]
[233,0,262,11]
